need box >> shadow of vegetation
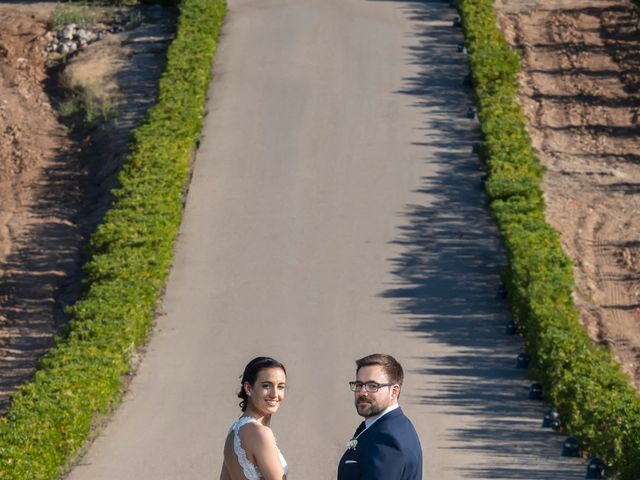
[373,0,585,477]
[600,181,640,195]
[575,152,640,164]
[530,92,640,108]
[527,67,636,77]
[545,124,640,137]
[86,10,176,219]
[0,145,85,412]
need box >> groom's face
[354,365,398,418]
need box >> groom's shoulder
[377,409,420,440]
[381,407,411,427]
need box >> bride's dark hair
[238,356,287,412]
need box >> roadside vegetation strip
[0,0,227,478]
[459,0,640,478]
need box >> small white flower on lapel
[346,438,358,450]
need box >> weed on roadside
[58,81,119,131]
[51,4,104,30]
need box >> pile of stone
[44,24,106,55]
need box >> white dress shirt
[364,402,400,430]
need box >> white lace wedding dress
[229,416,288,480]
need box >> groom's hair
[356,353,404,386]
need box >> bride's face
[245,367,287,416]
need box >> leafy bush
[0,0,227,478]
[460,1,640,478]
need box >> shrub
[0,0,227,478]
[460,1,640,478]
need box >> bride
[220,357,288,480]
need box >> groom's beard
[356,399,382,418]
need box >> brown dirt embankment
[494,0,640,389]
[0,4,81,410]
[0,3,174,411]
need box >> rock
[58,40,78,55]
[60,24,77,41]
[76,29,97,44]
[76,28,89,42]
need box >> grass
[51,4,104,30]
[51,3,144,31]
[124,9,143,28]
[58,82,119,131]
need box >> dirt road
[66,1,585,478]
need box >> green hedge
[0,0,227,478]
[459,0,640,477]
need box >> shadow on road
[375,0,585,478]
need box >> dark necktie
[353,421,366,437]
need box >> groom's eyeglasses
[349,381,394,393]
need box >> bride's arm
[246,426,286,480]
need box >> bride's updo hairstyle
[238,356,287,412]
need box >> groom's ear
[391,384,401,400]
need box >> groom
[337,353,422,480]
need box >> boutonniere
[346,438,358,450]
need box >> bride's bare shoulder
[238,422,277,449]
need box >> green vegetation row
[0,0,227,478]
[458,0,640,477]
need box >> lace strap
[231,417,262,480]
[234,416,262,430]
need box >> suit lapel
[357,407,404,441]
[353,421,366,438]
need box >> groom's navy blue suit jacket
[337,407,422,480]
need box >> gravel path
[66,1,586,478]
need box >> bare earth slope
[0,2,174,411]
[494,0,640,388]
[0,4,79,410]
